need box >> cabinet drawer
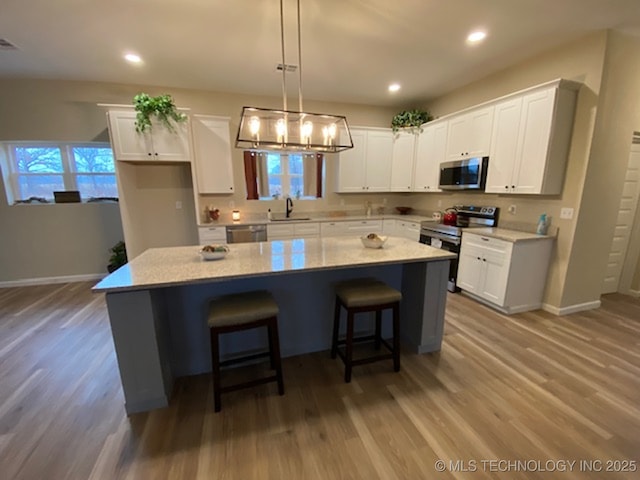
[294,222,320,236]
[198,226,226,244]
[268,224,295,237]
[346,220,383,233]
[462,233,511,254]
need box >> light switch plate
[560,207,574,220]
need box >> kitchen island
[93,236,454,414]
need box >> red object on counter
[443,208,457,226]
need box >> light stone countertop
[198,213,430,227]
[93,236,455,293]
[462,227,555,243]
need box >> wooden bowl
[395,206,413,215]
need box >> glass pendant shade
[236,107,353,153]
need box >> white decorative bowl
[199,244,229,261]
[360,235,387,249]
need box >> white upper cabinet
[107,109,191,162]
[485,83,577,194]
[413,121,447,191]
[336,128,392,192]
[445,105,494,160]
[390,131,416,191]
[191,115,234,194]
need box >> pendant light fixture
[235,0,353,153]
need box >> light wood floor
[0,282,639,479]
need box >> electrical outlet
[508,204,517,215]
[560,207,574,220]
[175,201,182,210]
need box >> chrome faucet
[286,197,294,218]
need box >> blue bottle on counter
[536,213,549,235]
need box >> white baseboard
[542,300,601,316]
[628,289,640,298]
[0,273,105,288]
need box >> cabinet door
[414,121,447,191]
[294,222,320,238]
[467,106,494,157]
[382,219,397,235]
[512,88,555,194]
[191,115,234,194]
[365,131,393,192]
[346,220,384,235]
[390,132,415,191]
[446,106,494,160]
[108,110,153,160]
[485,97,522,193]
[479,249,511,306]
[337,129,367,192]
[457,245,483,294]
[198,226,227,244]
[150,118,191,162]
[397,221,420,241]
[320,221,351,237]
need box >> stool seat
[208,290,279,327]
[335,279,402,308]
[208,290,284,412]
[331,278,402,383]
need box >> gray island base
[93,237,454,414]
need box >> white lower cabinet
[382,219,397,235]
[320,219,383,237]
[198,226,227,245]
[396,220,420,241]
[457,232,553,314]
[267,222,320,240]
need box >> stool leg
[392,302,400,372]
[331,297,341,359]
[210,327,222,412]
[268,317,285,396]
[345,310,354,383]
[374,310,382,350]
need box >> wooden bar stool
[331,278,401,383]
[208,290,285,412]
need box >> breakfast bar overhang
[93,236,455,414]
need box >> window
[243,150,323,200]
[0,142,117,204]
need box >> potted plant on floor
[391,109,432,134]
[133,93,187,133]
[107,241,127,273]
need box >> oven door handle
[420,230,461,245]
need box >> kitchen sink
[270,216,311,222]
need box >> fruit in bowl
[199,244,230,260]
[361,233,387,249]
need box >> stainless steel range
[420,205,499,292]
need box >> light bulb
[276,118,287,143]
[328,123,337,139]
[249,116,260,136]
[301,121,313,143]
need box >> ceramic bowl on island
[199,244,230,260]
[360,233,387,249]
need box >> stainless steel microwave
[439,157,488,190]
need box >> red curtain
[243,151,259,200]
[316,153,323,198]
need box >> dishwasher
[226,224,268,243]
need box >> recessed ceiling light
[388,83,401,93]
[466,31,487,44]
[124,53,142,64]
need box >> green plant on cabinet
[133,93,187,133]
[391,109,432,133]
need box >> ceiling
[1,0,640,107]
